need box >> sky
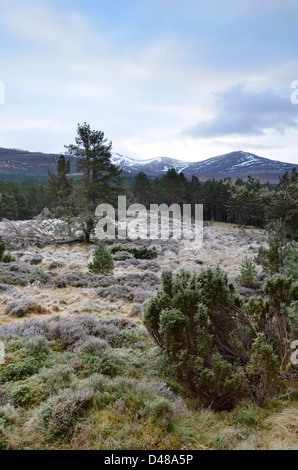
[0,0,298,163]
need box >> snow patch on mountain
[111,153,160,167]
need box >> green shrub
[111,244,157,260]
[244,296,271,331]
[283,241,298,280]
[264,274,296,309]
[23,336,50,356]
[77,337,110,356]
[256,220,288,274]
[237,257,258,288]
[248,334,284,405]
[143,267,294,410]
[132,246,157,260]
[2,253,15,263]
[0,237,14,263]
[38,365,76,395]
[148,397,175,429]
[112,250,134,261]
[88,242,114,275]
[0,358,41,382]
[263,274,297,365]
[29,267,50,284]
[11,383,44,408]
[41,387,94,437]
[143,269,248,410]
[81,351,124,377]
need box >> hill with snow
[0,147,296,182]
[111,151,296,182]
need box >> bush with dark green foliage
[256,220,288,274]
[144,268,251,410]
[88,242,114,275]
[248,334,284,405]
[111,244,157,260]
[244,297,271,333]
[132,246,157,260]
[0,357,43,383]
[1,253,14,263]
[264,274,298,365]
[143,267,296,410]
[242,274,297,368]
[253,220,298,366]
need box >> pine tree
[189,176,201,203]
[162,168,187,205]
[238,257,258,288]
[256,220,288,274]
[225,175,265,226]
[150,177,168,204]
[131,172,151,206]
[203,179,229,222]
[47,155,73,215]
[0,182,18,220]
[265,169,298,239]
[65,123,124,242]
[88,242,114,275]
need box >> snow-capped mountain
[111,151,296,183]
[110,153,189,175]
[0,148,296,182]
[186,151,296,181]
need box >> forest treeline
[0,123,297,240]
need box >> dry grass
[259,405,298,449]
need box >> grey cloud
[184,85,298,138]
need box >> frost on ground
[0,222,267,323]
[1,222,297,451]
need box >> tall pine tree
[65,123,124,242]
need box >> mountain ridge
[111,150,296,182]
[0,147,296,183]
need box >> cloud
[0,0,89,48]
[183,85,298,138]
[0,0,298,163]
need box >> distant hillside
[0,148,78,176]
[186,151,297,183]
[0,147,296,182]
